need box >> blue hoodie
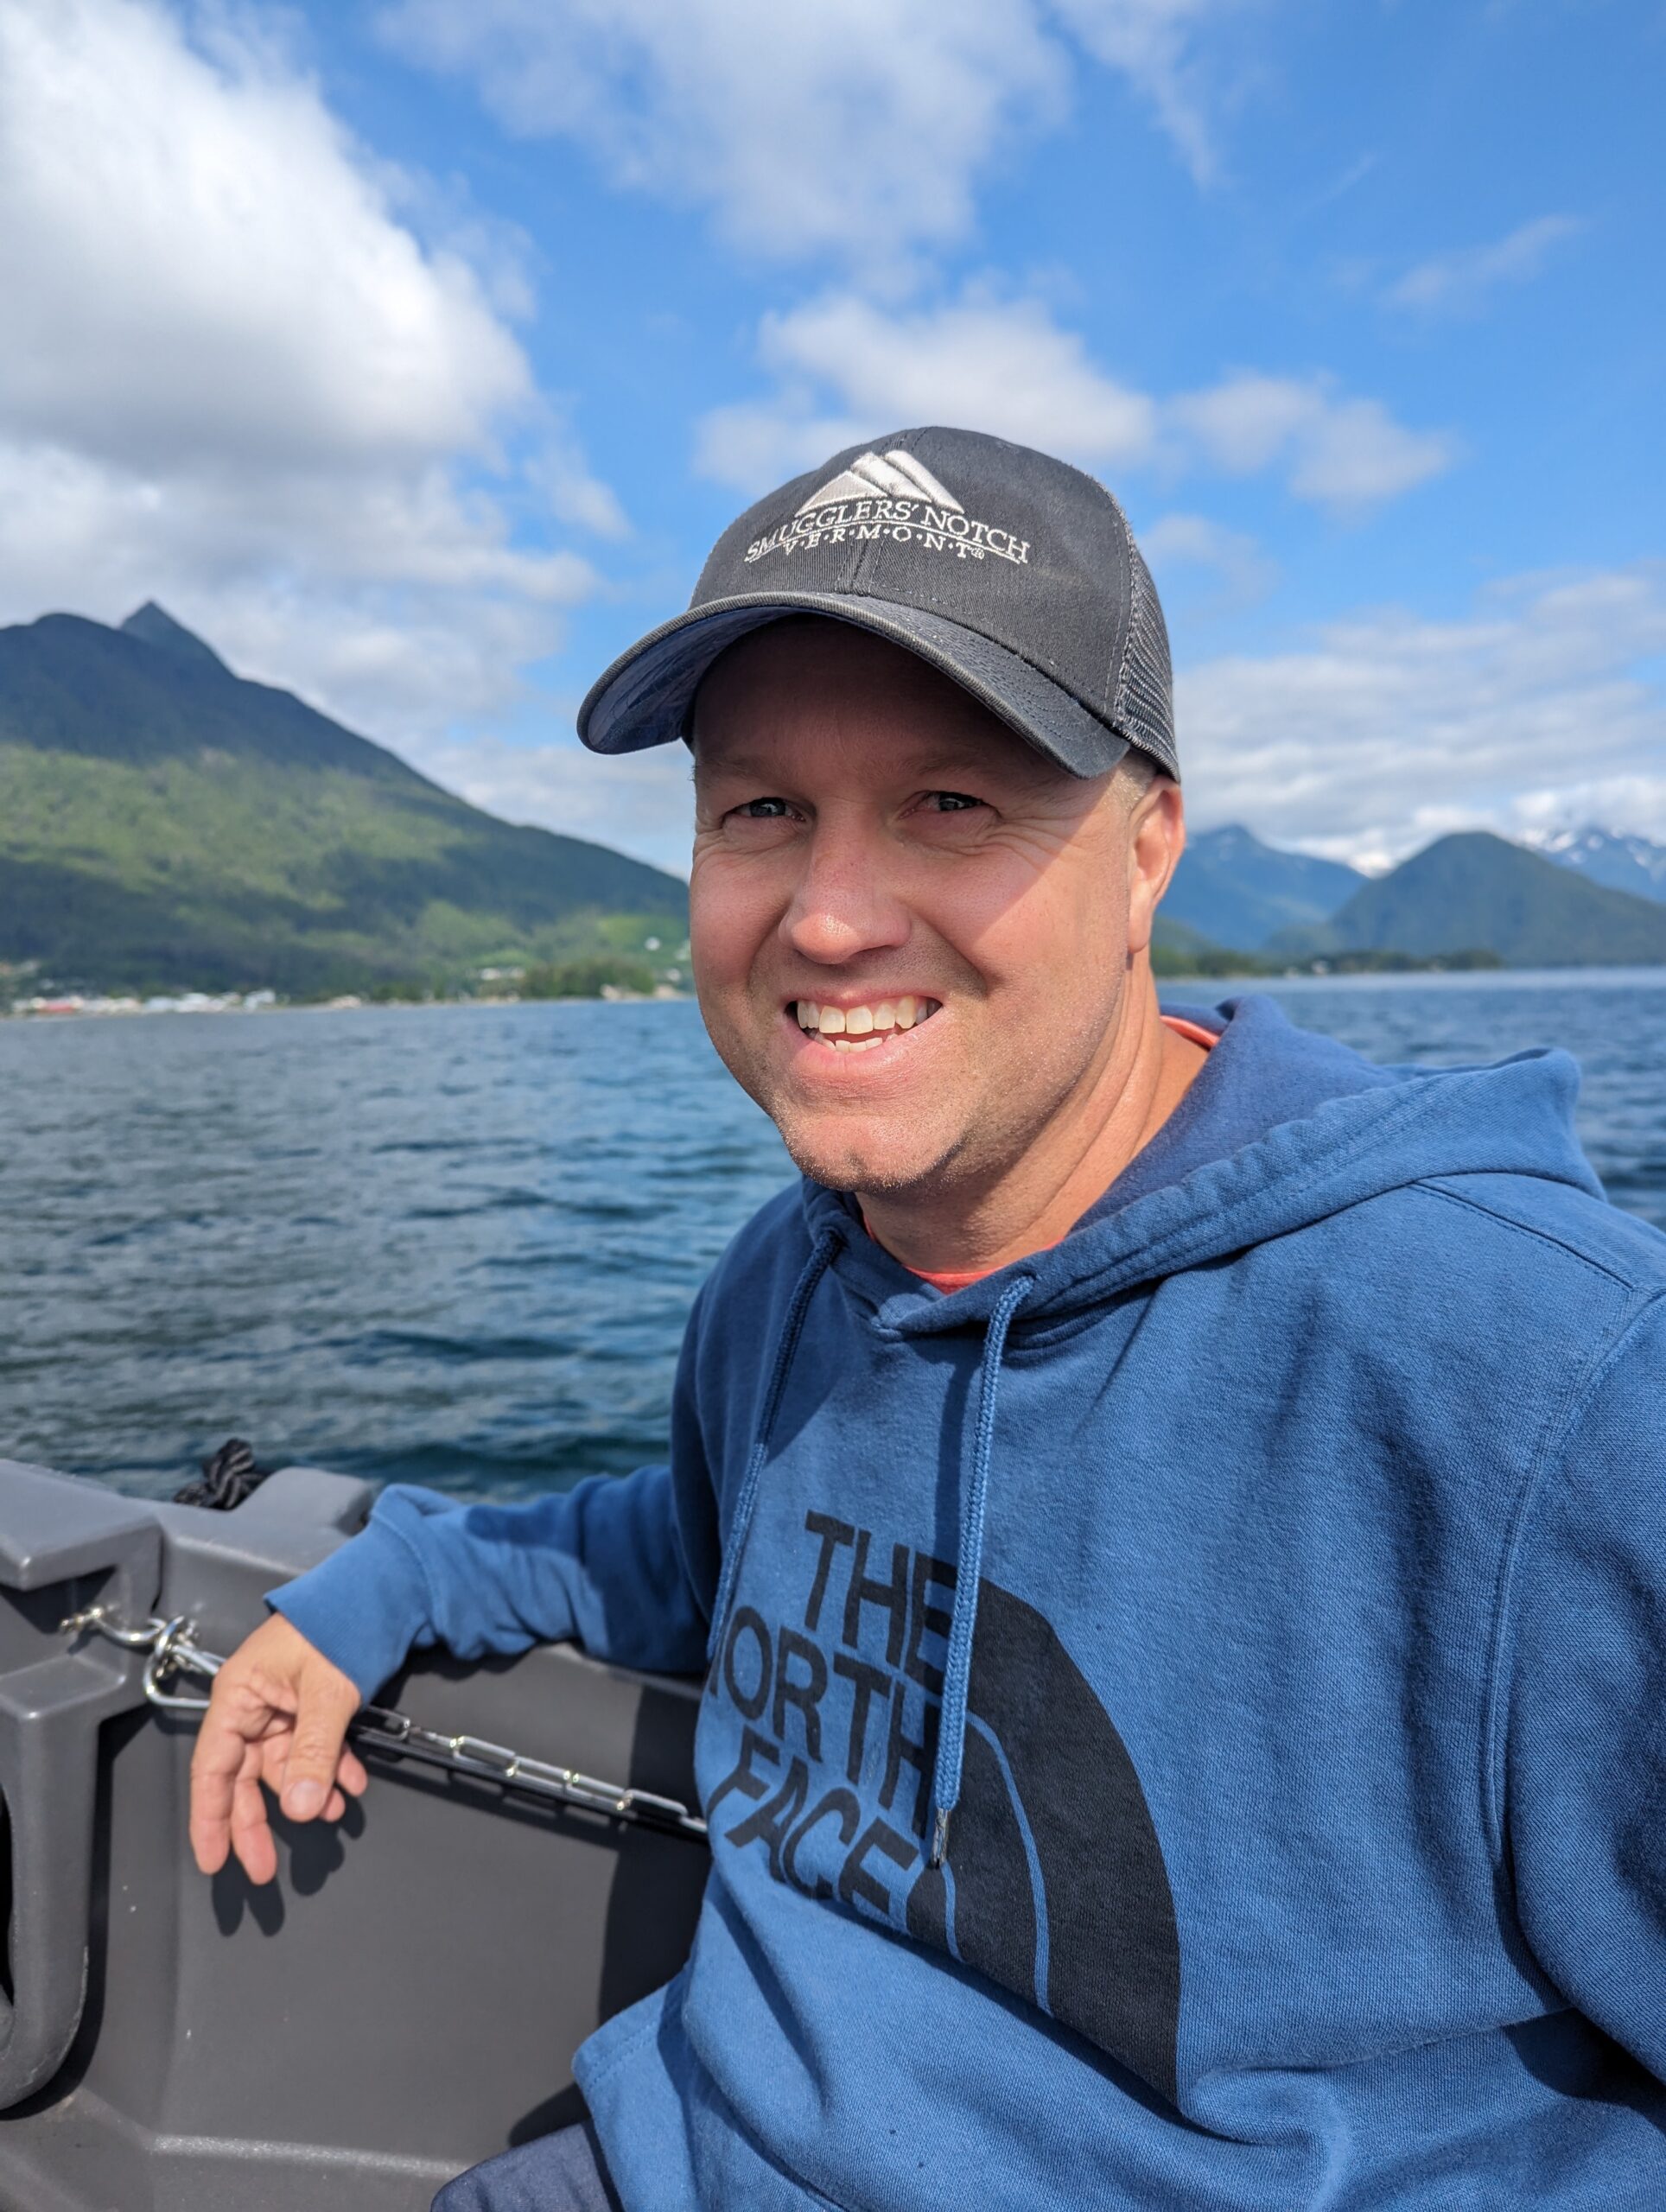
[277,997,1666,2209]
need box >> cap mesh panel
[1114,538,1177,777]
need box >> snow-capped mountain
[1533,827,1666,906]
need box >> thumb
[278,1662,360,1822]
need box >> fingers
[230,1741,278,1887]
[188,1726,235,1876]
[275,1657,362,1825]
[190,1670,283,1876]
[188,1613,365,1882]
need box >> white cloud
[1140,512,1277,608]
[696,295,1159,482]
[0,0,521,472]
[1386,214,1583,315]
[0,435,595,734]
[1049,0,1237,186]
[1176,565,1666,867]
[398,733,696,878]
[378,0,1248,264]
[696,295,1455,518]
[1167,372,1313,473]
[1170,373,1457,513]
[379,0,1062,267]
[0,0,615,738]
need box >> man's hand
[189,1612,368,1885]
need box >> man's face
[690,620,1166,1199]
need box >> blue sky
[1,0,1662,873]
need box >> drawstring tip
[929,1806,951,1868]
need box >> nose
[779,811,910,968]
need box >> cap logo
[795,449,962,513]
[745,447,1031,571]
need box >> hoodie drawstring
[928,1273,1033,1867]
[706,1225,844,1666]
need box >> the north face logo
[796,449,963,515]
[705,1512,1182,2105]
[745,449,1032,571]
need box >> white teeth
[792,995,938,1041]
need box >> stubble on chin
[768,1096,970,1199]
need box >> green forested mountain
[1272,832,1666,967]
[0,605,688,993]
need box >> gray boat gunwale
[0,1457,705,2212]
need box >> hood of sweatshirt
[802,992,1600,1335]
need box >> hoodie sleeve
[268,1287,722,1699]
[1500,1291,1666,2077]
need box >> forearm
[269,1462,709,1700]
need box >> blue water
[2,974,1662,1502]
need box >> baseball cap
[577,425,1178,781]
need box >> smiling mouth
[792,996,943,1053]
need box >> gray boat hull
[0,1459,704,2211]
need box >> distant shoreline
[0,988,696,1020]
[8,966,1666,1025]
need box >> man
[191,429,1666,2210]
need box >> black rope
[173,1437,272,1510]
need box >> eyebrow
[690,749,779,784]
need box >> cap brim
[577,591,1139,779]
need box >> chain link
[60,1605,707,1844]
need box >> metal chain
[60,1604,707,1844]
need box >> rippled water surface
[3,974,1662,1501]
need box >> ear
[1125,779,1185,957]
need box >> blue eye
[739,798,792,817]
[930,791,982,811]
